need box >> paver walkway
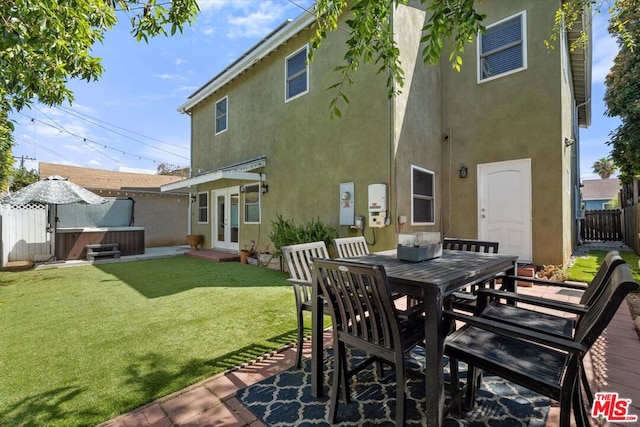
[97,243,640,427]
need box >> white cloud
[153,73,188,81]
[175,58,185,65]
[590,11,618,84]
[197,0,236,13]
[225,2,289,39]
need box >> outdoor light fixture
[564,137,575,147]
[459,165,468,178]
[190,194,197,203]
[261,183,269,194]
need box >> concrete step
[87,250,121,261]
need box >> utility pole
[13,155,36,169]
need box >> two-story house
[162,0,591,266]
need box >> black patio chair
[444,262,640,427]
[474,250,625,339]
[282,242,330,368]
[442,238,500,313]
[313,259,424,427]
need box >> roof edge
[177,13,316,114]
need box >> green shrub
[269,214,337,255]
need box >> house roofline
[177,13,316,114]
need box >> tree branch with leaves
[0,0,199,190]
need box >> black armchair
[442,238,500,313]
[444,262,639,427]
[474,250,625,339]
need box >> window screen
[198,192,208,223]
[412,165,435,224]
[480,12,525,81]
[244,184,260,223]
[215,97,227,134]
[286,46,308,100]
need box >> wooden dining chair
[313,258,424,426]
[474,250,625,339]
[442,238,500,313]
[471,250,625,405]
[444,262,639,427]
[281,241,330,368]
[334,236,369,258]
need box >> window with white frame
[198,192,208,223]
[244,184,261,223]
[478,11,527,82]
[215,96,228,134]
[411,165,435,224]
[285,45,309,101]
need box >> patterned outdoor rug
[237,346,550,426]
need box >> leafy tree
[9,167,39,192]
[0,0,631,188]
[592,157,617,179]
[0,0,199,189]
[604,0,640,182]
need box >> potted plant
[186,234,204,251]
[241,240,256,264]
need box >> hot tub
[55,227,145,260]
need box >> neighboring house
[40,162,189,247]
[162,0,591,266]
[582,179,621,210]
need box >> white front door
[478,159,532,262]
[212,187,240,251]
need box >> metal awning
[161,156,266,193]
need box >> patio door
[478,159,532,262]
[212,187,240,251]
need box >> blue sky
[10,1,619,180]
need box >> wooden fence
[580,209,622,241]
[621,178,640,253]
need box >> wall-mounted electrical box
[368,183,387,228]
[339,182,355,225]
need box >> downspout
[389,7,397,245]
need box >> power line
[55,105,188,152]
[17,112,185,170]
[50,106,189,160]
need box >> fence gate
[1,203,50,267]
[580,209,622,242]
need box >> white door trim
[478,159,532,263]
[212,187,240,251]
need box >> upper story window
[285,45,309,101]
[244,183,261,224]
[411,165,435,225]
[478,11,527,82]
[215,96,228,135]
[198,192,208,224]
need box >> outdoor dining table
[310,249,519,426]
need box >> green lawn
[566,250,640,283]
[0,257,300,426]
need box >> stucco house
[582,178,621,210]
[162,0,591,266]
[40,162,190,247]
